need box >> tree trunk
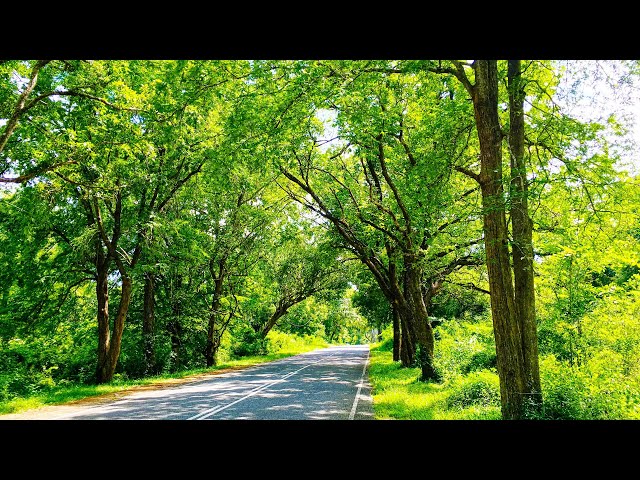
[107,277,132,379]
[143,272,156,375]
[328,329,337,342]
[473,60,528,419]
[399,312,415,367]
[392,306,401,362]
[167,320,183,372]
[403,258,438,381]
[508,59,542,411]
[391,307,402,362]
[96,246,111,384]
[97,275,132,384]
[205,314,218,367]
[205,275,225,367]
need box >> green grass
[368,344,501,420]
[0,339,327,416]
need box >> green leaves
[1,59,639,414]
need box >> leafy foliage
[1,59,640,419]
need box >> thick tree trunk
[392,306,401,362]
[96,247,111,384]
[205,314,219,367]
[205,319,219,367]
[142,272,156,375]
[473,60,528,419]
[508,59,542,411]
[107,277,132,379]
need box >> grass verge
[368,343,501,420]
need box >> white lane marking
[189,354,334,420]
[349,346,370,420]
[50,348,336,420]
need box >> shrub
[433,317,496,379]
[461,350,497,374]
[446,370,501,409]
[536,355,586,419]
[230,325,269,357]
[266,330,327,355]
[0,365,59,402]
[537,354,638,419]
[376,337,394,352]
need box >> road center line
[348,347,370,420]
[188,354,334,420]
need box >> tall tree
[508,59,541,407]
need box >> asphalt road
[51,344,373,420]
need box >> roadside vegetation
[369,278,640,421]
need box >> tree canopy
[1,59,639,420]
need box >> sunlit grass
[368,345,501,420]
[0,340,328,416]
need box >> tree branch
[444,279,490,295]
[454,165,482,184]
[0,60,50,156]
[24,89,141,113]
[0,160,77,183]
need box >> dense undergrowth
[369,279,640,421]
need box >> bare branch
[428,237,484,262]
[394,133,416,166]
[92,196,128,275]
[376,134,412,234]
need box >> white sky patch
[50,85,70,104]
[11,70,29,92]
[553,60,640,175]
[316,108,344,153]
[547,158,563,174]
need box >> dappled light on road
[55,345,374,420]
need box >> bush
[376,337,394,352]
[0,365,59,402]
[433,317,495,379]
[537,354,638,419]
[461,350,497,374]
[446,370,501,409]
[536,355,586,419]
[230,325,269,357]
